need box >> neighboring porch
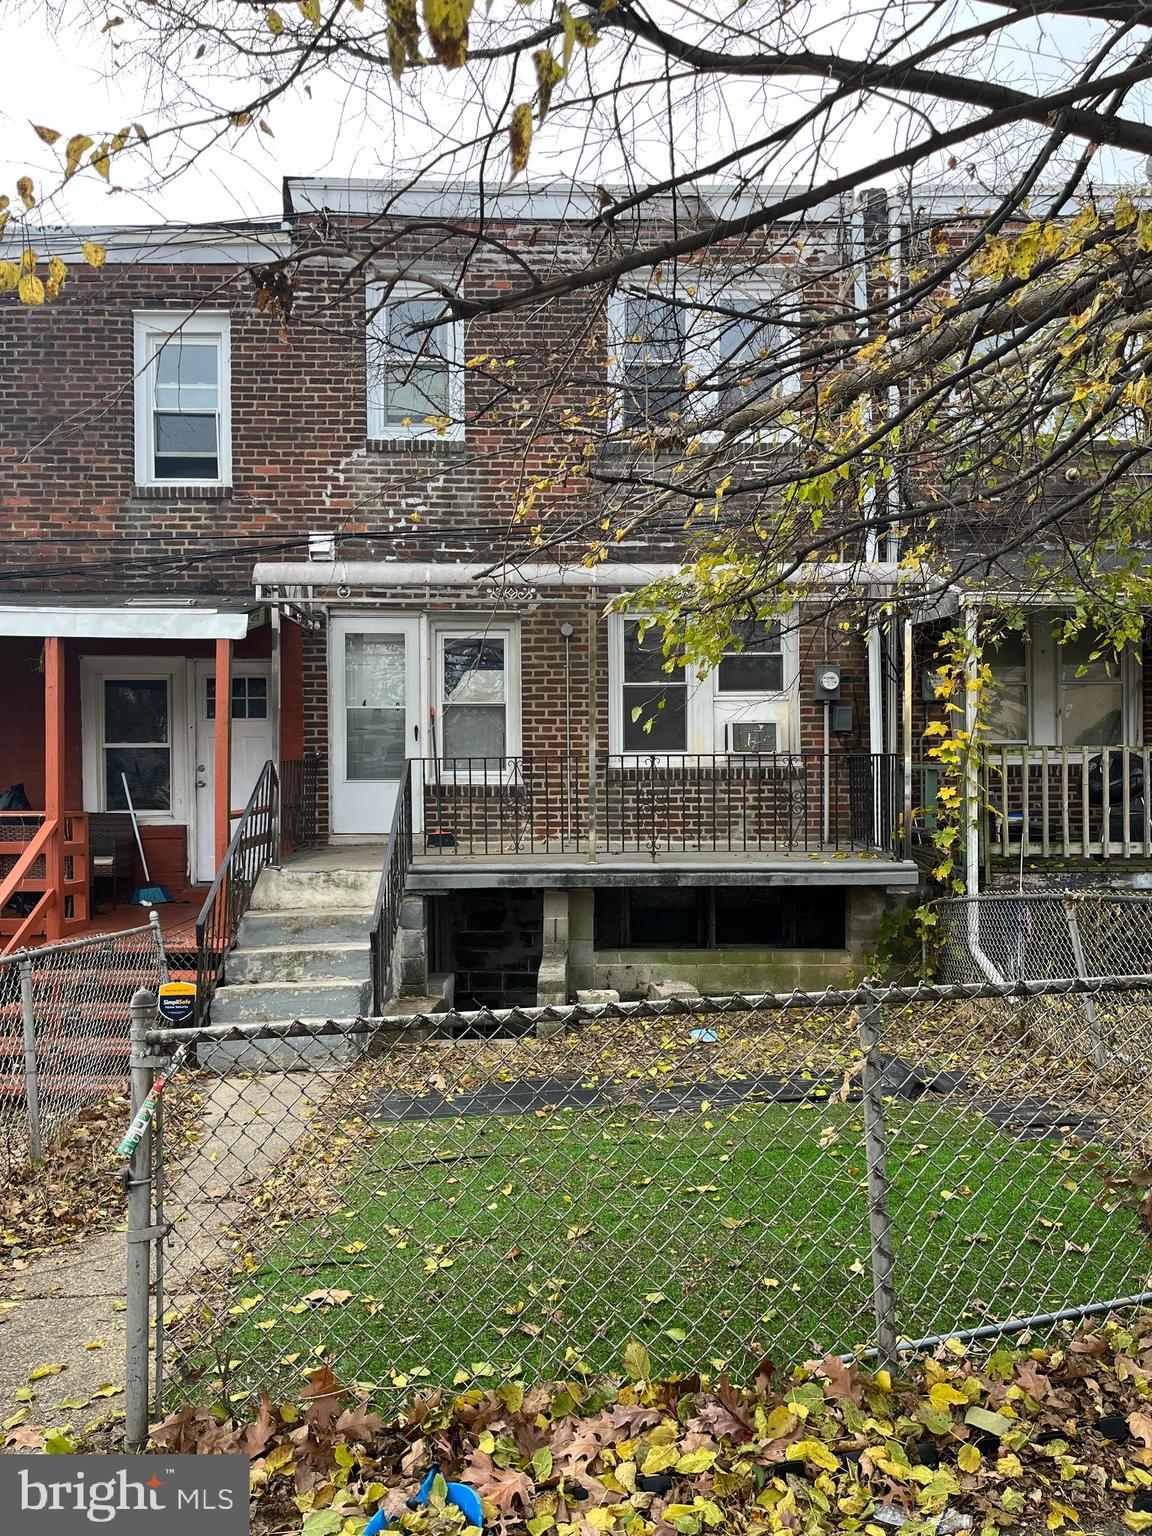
[0,598,307,954]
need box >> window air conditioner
[729,720,779,753]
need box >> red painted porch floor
[21,892,205,977]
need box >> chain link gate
[124,975,1152,1439]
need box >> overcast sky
[2,0,1149,232]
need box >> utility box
[813,663,842,700]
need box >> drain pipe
[853,195,887,818]
[962,600,1005,983]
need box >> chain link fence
[128,975,1152,1432]
[0,918,167,1162]
[931,890,1152,984]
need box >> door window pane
[985,633,1029,743]
[206,675,268,721]
[1060,632,1124,745]
[345,634,406,781]
[622,620,687,750]
[103,678,171,811]
[442,637,507,761]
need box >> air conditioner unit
[729,720,779,753]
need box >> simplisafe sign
[1,1456,248,1532]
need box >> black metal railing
[412,752,903,860]
[195,761,279,1024]
[370,760,415,1012]
[280,752,322,854]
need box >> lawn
[185,1097,1151,1404]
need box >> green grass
[188,1100,1151,1402]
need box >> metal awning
[0,598,262,640]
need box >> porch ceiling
[0,595,262,640]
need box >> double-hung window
[366,282,463,440]
[437,628,517,763]
[611,283,794,433]
[134,313,231,486]
[717,620,785,694]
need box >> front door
[193,662,275,882]
[330,616,421,835]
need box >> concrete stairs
[204,866,378,1069]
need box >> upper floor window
[366,282,463,440]
[717,620,785,693]
[610,284,795,433]
[133,313,231,487]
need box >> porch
[403,751,906,862]
[981,744,1152,869]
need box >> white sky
[1,0,1148,232]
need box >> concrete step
[251,866,379,913]
[237,907,373,948]
[196,1024,364,1073]
[225,943,371,985]
[209,976,372,1024]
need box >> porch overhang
[406,857,920,893]
[0,597,261,640]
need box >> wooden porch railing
[0,812,89,954]
[982,745,1152,864]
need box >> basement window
[594,886,846,950]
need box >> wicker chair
[88,811,136,908]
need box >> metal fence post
[858,995,899,1373]
[124,987,157,1452]
[18,954,43,1165]
[1063,898,1107,1070]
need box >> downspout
[963,599,1004,982]
[854,194,887,831]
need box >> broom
[122,772,173,905]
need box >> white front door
[193,662,275,882]
[330,616,421,835]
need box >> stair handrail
[370,760,415,1013]
[195,760,280,1024]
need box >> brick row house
[0,178,1138,1013]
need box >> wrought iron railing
[982,744,1152,863]
[370,760,414,1012]
[413,752,903,859]
[195,761,279,1023]
[280,753,321,853]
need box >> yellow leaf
[676,1449,718,1475]
[789,1439,839,1473]
[957,1444,981,1474]
[90,144,111,181]
[1124,1515,1152,1533]
[299,0,321,25]
[18,273,45,306]
[642,1445,680,1476]
[16,176,35,209]
[874,1370,892,1392]
[0,261,19,292]
[82,241,107,270]
[929,1382,968,1411]
[509,101,532,179]
[48,255,67,287]
[32,125,61,145]
[267,6,284,30]
[423,0,472,68]
[65,134,94,179]
[999,1453,1023,1479]
[28,1362,65,1380]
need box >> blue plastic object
[364,1467,484,1534]
[689,1028,719,1043]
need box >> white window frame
[133,311,232,488]
[366,280,464,441]
[984,615,1141,748]
[607,279,798,438]
[610,615,801,757]
[431,620,520,772]
[80,656,189,824]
